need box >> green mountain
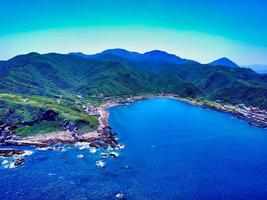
[70,48,198,64]
[0,52,201,98]
[0,51,267,136]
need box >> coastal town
[163,94,267,129]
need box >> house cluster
[214,101,267,128]
[82,103,100,116]
[112,98,134,104]
[110,96,147,105]
[233,104,267,128]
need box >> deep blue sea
[1,98,267,200]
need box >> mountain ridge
[70,48,199,65]
[1,51,267,109]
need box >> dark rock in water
[14,157,25,166]
[39,109,58,121]
[89,142,100,148]
[102,143,109,149]
[110,152,119,158]
[54,146,65,151]
[0,149,25,157]
[104,135,118,145]
[100,152,109,158]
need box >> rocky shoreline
[1,94,266,149]
[0,100,123,159]
[1,94,266,166]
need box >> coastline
[171,95,267,129]
[1,94,266,151]
[99,94,267,130]
[0,94,266,168]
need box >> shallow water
[1,98,267,200]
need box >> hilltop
[208,57,239,68]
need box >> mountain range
[0,49,266,107]
[70,49,199,65]
[70,49,243,68]
[1,48,267,136]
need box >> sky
[1,0,267,65]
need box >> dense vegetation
[0,93,98,136]
[0,50,266,136]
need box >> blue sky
[1,0,267,65]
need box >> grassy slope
[0,93,98,136]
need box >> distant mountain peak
[144,50,181,58]
[69,48,198,65]
[102,48,135,53]
[209,57,239,68]
[68,52,90,60]
[144,50,174,55]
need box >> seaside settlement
[174,96,267,128]
[0,94,267,168]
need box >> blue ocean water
[1,98,267,200]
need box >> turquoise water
[1,98,267,199]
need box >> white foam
[1,160,8,165]
[37,147,51,151]
[77,154,84,158]
[89,148,97,154]
[116,193,125,199]
[23,150,33,156]
[75,142,91,150]
[4,162,16,169]
[118,144,125,149]
[96,160,105,168]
